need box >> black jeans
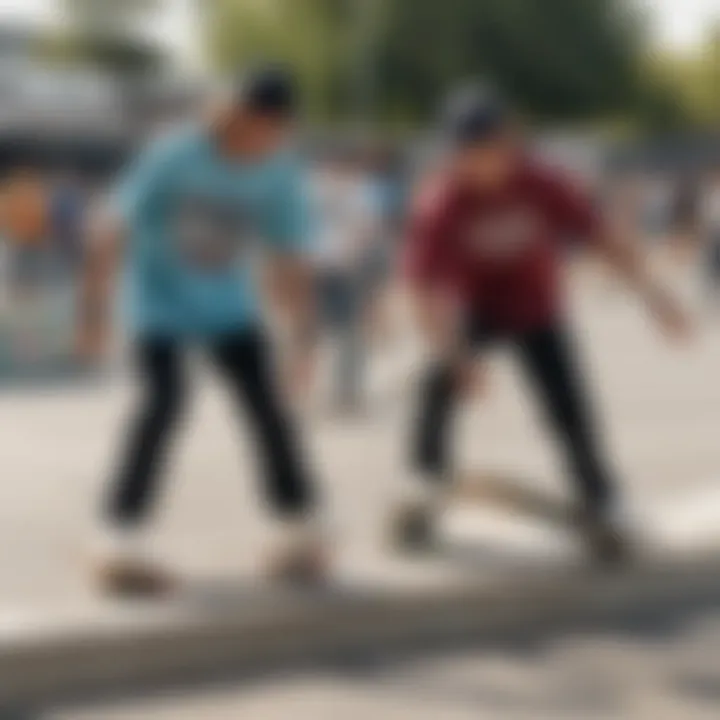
[412,320,616,511]
[108,329,315,526]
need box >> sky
[0,0,716,55]
[648,0,720,48]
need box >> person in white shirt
[307,151,381,412]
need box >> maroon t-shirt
[404,161,600,332]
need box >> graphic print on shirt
[466,205,545,261]
[173,194,255,272]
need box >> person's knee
[422,362,458,404]
[145,377,185,427]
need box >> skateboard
[392,470,627,565]
[452,471,574,528]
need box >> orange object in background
[1,170,48,246]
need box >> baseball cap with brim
[233,64,298,118]
[439,84,510,149]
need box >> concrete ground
[51,598,720,720]
[0,262,718,609]
[3,261,720,717]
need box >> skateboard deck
[452,471,575,528]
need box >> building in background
[0,16,201,179]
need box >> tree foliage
[647,25,720,128]
[376,0,646,124]
[199,0,688,129]
[202,0,351,117]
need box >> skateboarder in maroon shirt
[396,85,691,562]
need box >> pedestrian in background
[1,168,49,299]
[307,148,381,414]
[49,171,87,282]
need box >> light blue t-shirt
[115,126,310,338]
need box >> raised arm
[547,172,691,340]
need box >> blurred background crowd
[0,0,718,379]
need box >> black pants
[412,321,616,510]
[108,329,315,526]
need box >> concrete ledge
[2,550,720,706]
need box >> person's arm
[404,191,482,396]
[404,180,463,358]
[408,284,463,357]
[264,251,316,349]
[594,221,690,338]
[261,161,318,393]
[549,172,691,340]
[76,135,178,360]
[76,204,124,360]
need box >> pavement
[2,261,720,709]
[1,263,718,602]
[48,594,720,720]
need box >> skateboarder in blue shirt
[77,67,327,594]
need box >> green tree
[198,0,666,128]
[202,0,351,117]
[376,0,647,124]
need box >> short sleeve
[542,171,602,242]
[259,159,312,254]
[112,134,181,224]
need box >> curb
[2,550,720,706]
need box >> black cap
[234,65,298,118]
[440,83,510,147]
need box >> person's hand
[75,322,108,365]
[287,348,315,405]
[454,356,487,399]
[282,325,318,411]
[648,288,693,342]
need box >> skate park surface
[2,265,720,713]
